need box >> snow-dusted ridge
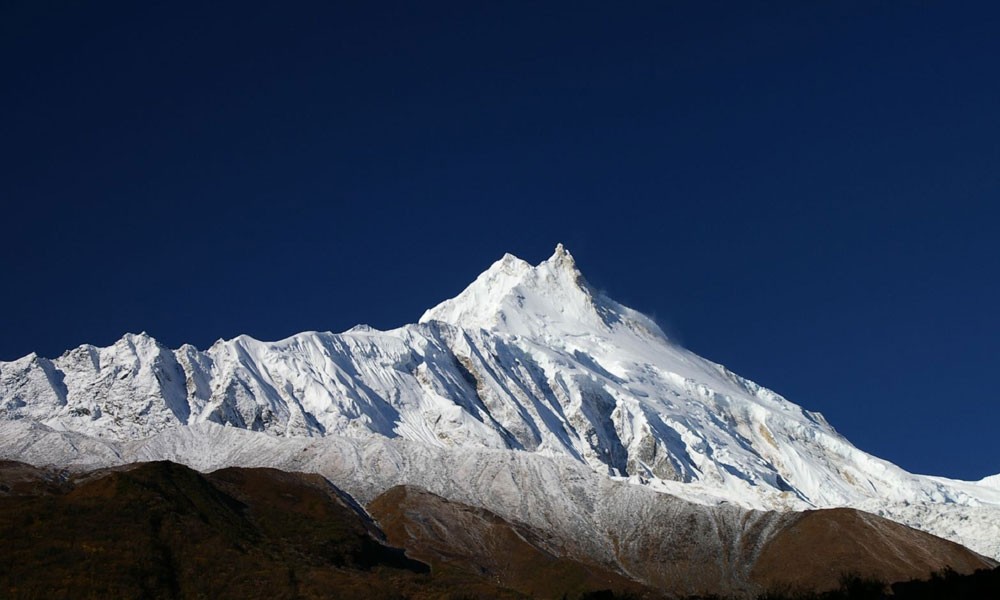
[1,245,998,559]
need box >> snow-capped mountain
[2,245,998,559]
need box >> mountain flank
[2,246,999,559]
[0,460,644,599]
[1,460,994,599]
[368,485,655,598]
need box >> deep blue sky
[2,2,998,479]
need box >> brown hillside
[0,460,527,599]
[368,485,658,599]
[0,460,71,495]
[750,507,995,593]
[2,460,995,599]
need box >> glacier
[1,244,998,560]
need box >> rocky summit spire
[549,243,577,272]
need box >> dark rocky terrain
[0,461,504,599]
[0,460,661,599]
[1,460,995,599]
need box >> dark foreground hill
[0,460,521,599]
[0,460,996,599]
[0,460,667,599]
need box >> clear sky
[2,2,997,479]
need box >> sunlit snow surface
[1,245,998,559]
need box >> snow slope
[1,245,998,558]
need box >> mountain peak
[550,242,571,262]
[492,252,532,276]
[544,243,580,275]
[419,246,654,343]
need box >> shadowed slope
[0,461,527,600]
[0,460,70,495]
